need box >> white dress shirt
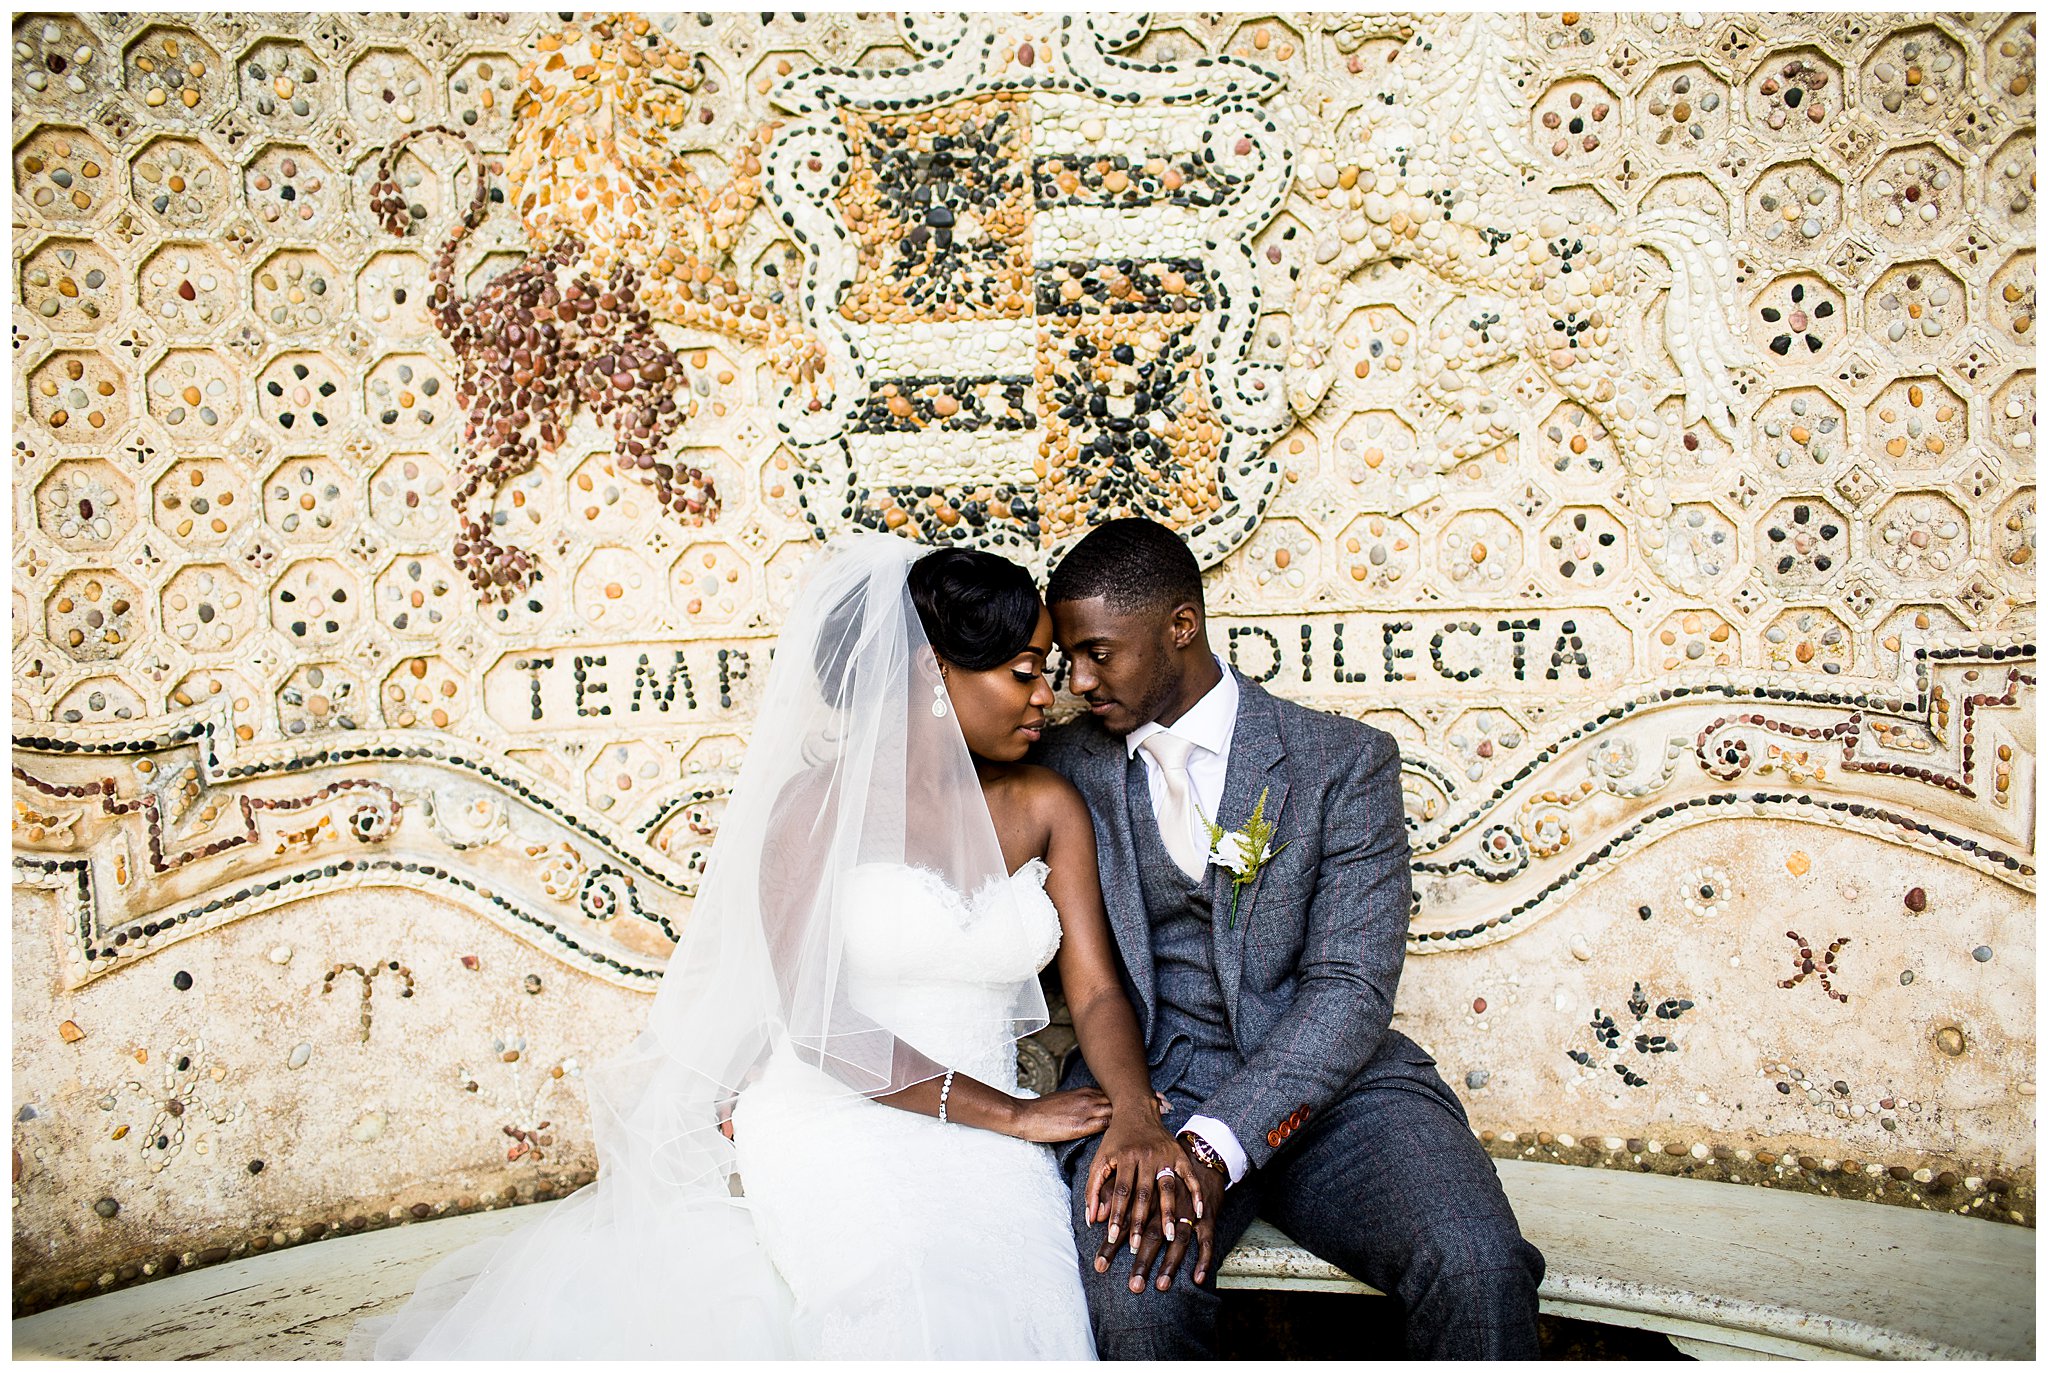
[1124,663,1251,1186]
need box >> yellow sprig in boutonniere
[1200,787,1289,930]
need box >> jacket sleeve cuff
[1183,1114,1249,1187]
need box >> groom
[1035,518,1544,1358]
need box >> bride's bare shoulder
[755,765,850,914]
[1007,763,1089,826]
[766,763,839,830]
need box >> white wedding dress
[733,858,1092,1358]
[358,857,1093,1360]
[357,535,1094,1360]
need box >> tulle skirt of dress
[346,1174,798,1359]
[730,1047,1093,1359]
[349,1045,1093,1359]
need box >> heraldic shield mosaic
[8,10,2037,1309]
[765,15,1293,567]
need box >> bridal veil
[353,533,1050,1357]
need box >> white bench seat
[1220,1160,2035,1360]
[13,1160,2034,1361]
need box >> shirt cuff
[1184,1114,1249,1187]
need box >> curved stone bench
[13,1160,2034,1360]
[1221,1160,2035,1360]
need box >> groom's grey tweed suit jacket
[1036,669,1413,1172]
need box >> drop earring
[931,674,949,718]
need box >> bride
[356,534,1204,1358]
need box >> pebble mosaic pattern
[9,10,2035,1315]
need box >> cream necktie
[1139,730,1205,880]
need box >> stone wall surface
[10,10,2035,1313]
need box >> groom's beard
[1082,672,1178,736]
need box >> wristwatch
[1176,1129,1230,1183]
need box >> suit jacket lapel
[1079,722,1156,1035]
[1206,673,1288,1018]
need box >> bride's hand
[1129,1147,1224,1294]
[1085,1115,1207,1262]
[1007,1086,1113,1143]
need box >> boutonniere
[1200,787,1289,929]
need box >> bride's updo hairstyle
[907,548,1041,670]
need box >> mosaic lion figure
[371,13,824,603]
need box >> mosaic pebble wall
[11,11,2035,1313]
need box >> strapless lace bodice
[838,858,1062,1088]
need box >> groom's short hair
[1046,518,1204,616]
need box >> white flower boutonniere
[1201,787,1288,930]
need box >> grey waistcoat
[1126,755,1241,1100]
